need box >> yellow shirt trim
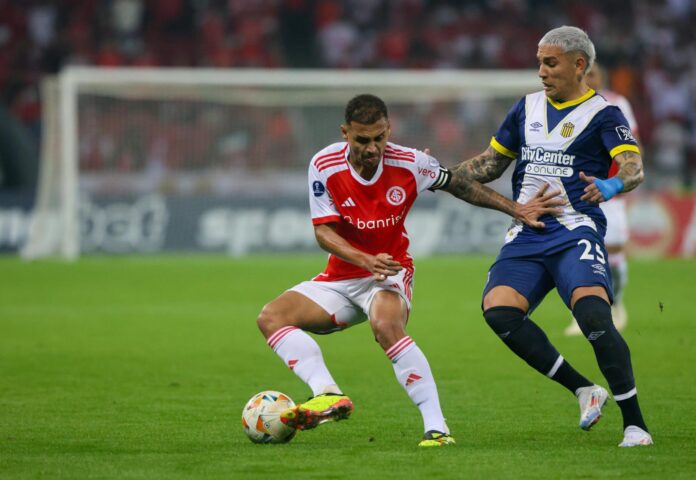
[547,88,596,109]
[490,136,517,159]
[609,144,640,159]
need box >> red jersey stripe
[315,151,344,164]
[315,143,347,159]
[386,146,415,157]
[312,215,341,225]
[317,160,347,171]
[314,145,348,166]
[384,154,415,163]
[385,149,414,156]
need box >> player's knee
[370,318,405,350]
[483,306,526,337]
[257,302,289,338]
[572,295,613,333]
[482,286,529,311]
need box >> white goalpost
[23,67,540,259]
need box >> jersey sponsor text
[344,212,405,230]
[524,163,573,177]
[521,146,576,165]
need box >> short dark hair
[344,94,388,124]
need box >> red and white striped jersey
[601,90,639,178]
[308,141,449,281]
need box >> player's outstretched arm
[452,146,513,184]
[443,172,563,228]
[580,151,644,204]
[314,223,401,281]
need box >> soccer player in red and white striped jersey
[257,94,560,446]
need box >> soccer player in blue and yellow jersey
[450,26,652,447]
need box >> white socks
[386,336,447,433]
[267,326,339,397]
[268,328,447,433]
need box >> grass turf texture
[1,255,695,479]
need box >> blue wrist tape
[595,177,624,201]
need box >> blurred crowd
[1,0,694,188]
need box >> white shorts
[600,197,628,247]
[289,266,414,333]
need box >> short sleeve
[491,97,524,159]
[599,106,641,159]
[412,150,451,193]
[308,163,340,225]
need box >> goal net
[23,67,539,259]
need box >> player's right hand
[366,253,402,281]
[515,182,564,228]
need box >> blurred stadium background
[0,0,694,258]
[2,2,696,478]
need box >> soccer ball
[241,390,297,444]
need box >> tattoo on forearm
[452,146,512,184]
[616,151,644,192]
[444,168,516,217]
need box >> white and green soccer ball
[241,390,297,444]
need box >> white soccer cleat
[564,317,583,336]
[576,385,609,430]
[612,302,628,332]
[619,425,653,447]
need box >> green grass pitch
[1,255,695,479]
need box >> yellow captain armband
[609,144,641,159]
[490,137,517,159]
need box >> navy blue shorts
[483,231,613,311]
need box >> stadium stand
[0,0,693,188]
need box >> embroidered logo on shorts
[592,263,607,276]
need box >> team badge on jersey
[312,181,325,197]
[615,125,635,142]
[386,186,406,206]
[561,122,575,138]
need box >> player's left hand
[580,172,624,203]
[515,182,564,228]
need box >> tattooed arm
[442,165,562,229]
[614,150,644,192]
[433,145,561,228]
[580,150,644,203]
[452,145,513,184]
